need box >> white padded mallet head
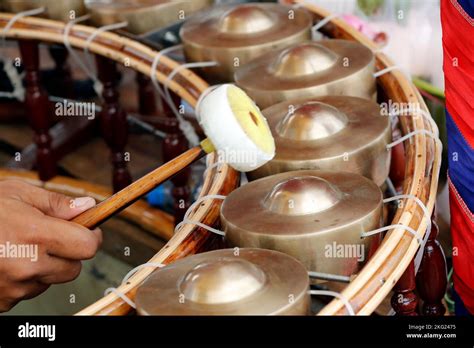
[198,84,275,172]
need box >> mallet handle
[71,146,206,229]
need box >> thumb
[67,196,97,219]
[18,184,96,220]
[43,194,96,220]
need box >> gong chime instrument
[235,40,376,109]
[135,248,311,315]
[0,0,442,317]
[248,96,392,187]
[221,170,383,277]
[180,3,313,83]
[86,0,212,35]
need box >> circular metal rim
[85,0,168,14]
[221,170,383,237]
[221,170,383,275]
[135,248,310,315]
[249,96,392,186]
[180,3,313,49]
[86,0,213,35]
[2,0,86,21]
[235,39,374,90]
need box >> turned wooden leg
[136,73,157,116]
[19,40,56,181]
[163,131,191,224]
[48,44,74,98]
[96,55,132,192]
[162,91,190,224]
[391,261,419,315]
[416,211,447,316]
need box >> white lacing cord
[173,157,228,235]
[1,7,45,42]
[312,13,339,36]
[174,194,227,236]
[309,290,355,316]
[63,14,106,95]
[104,262,166,309]
[150,44,183,102]
[149,45,204,146]
[308,271,351,283]
[375,66,440,138]
[0,7,45,101]
[163,62,219,146]
[386,129,440,150]
[195,84,223,122]
[373,65,401,78]
[383,195,431,273]
[361,224,422,246]
[83,21,128,82]
[389,107,440,138]
[0,58,24,100]
[203,160,225,178]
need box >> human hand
[0,180,102,312]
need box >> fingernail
[72,197,96,210]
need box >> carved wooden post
[416,212,447,316]
[19,40,56,181]
[162,91,190,224]
[96,55,132,192]
[48,44,74,98]
[387,121,419,315]
[390,126,405,193]
[391,261,419,316]
[136,73,157,116]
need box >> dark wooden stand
[96,55,132,192]
[19,40,56,181]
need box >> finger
[14,182,96,220]
[4,281,49,305]
[37,256,83,284]
[37,217,102,260]
[18,281,50,300]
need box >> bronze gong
[86,0,212,35]
[235,40,376,109]
[221,171,383,277]
[2,0,86,21]
[180,3,312,83]
[135,248,311,315]
[248,96,392,187]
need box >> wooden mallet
[71,84,275,229]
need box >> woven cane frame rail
[0,13,239,315]
[281,0,441,315]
